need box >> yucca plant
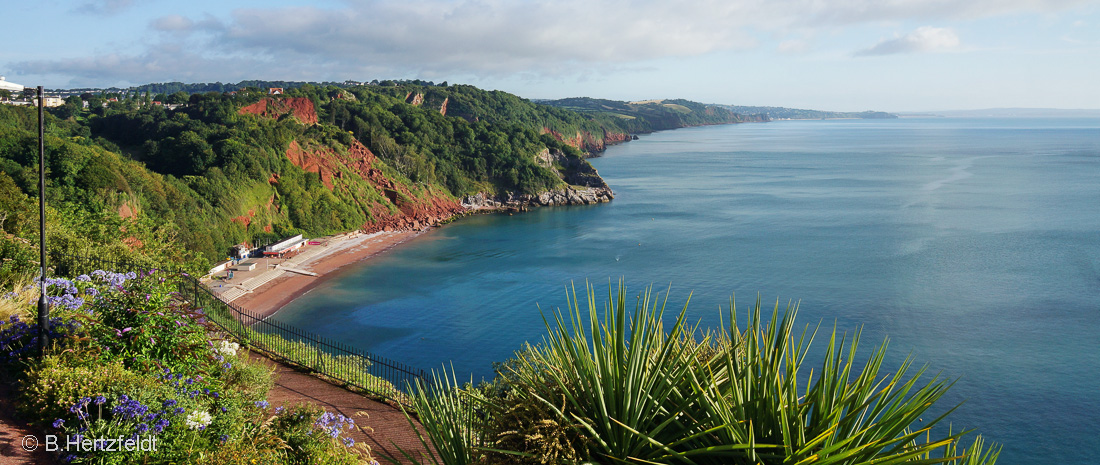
[388,281,1000,465]
[385,364,487,465]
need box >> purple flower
[254,400,269,409]
[93,395,106,405]
[52,418,64,429]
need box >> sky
[2,0,1099,112]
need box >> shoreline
[227,230,422,320]
[211,120,745,320]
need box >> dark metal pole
[37,86,49,357]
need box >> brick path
[252,353,435,464]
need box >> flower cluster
[158,368,219,400]
[56,393,186,463]
[314,410,356,446]
[214,339,239,358]
[88,270,139,288]
[185,410,213,430]
[0,315,82,363]
[66,394,180,438]
[19,270,141,314]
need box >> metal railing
[62,255,427,407]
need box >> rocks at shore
[461,148,614,210]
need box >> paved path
[252,353,436,464]
[0,381,57,465]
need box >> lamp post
[37,85,49,357]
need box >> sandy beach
[213,230,421,320]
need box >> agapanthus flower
[184,410,213,430]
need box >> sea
[273,117,1100,464]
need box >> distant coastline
[896,108,1100,118]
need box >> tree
[166,91,189,105]
[0,90,11,101]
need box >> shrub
[18,354,166,425]
[395,282,1001,465]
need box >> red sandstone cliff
[239,97,319,125]
[540,127,631,155]
[281,139,464,233]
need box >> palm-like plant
[388,282,999,465]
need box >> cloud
[777,39,810,54]
[151,15,195,32]
[15,0,1093,86]
[801,0,1092,25]
[74,0,136,15]
[855,26,960,56]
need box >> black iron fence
[63,255,427,407]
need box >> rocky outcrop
[404,92,424,106]
[461,148,614,209]
[439,97,449,116]
[540,127,632,155]
[239,97,319,125]
[461,186,612,210]
[364,188,464,232]
[285,141,336,189]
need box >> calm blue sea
[274,117,1100,464]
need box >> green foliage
[1,268,369,464]
[542,97,767,133]
[195,285,404,402]
[1,80,757,273]
[395,283,1000,465]
[18,355,166,425]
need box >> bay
[274,117,1100,464]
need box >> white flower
[185,410,213,430]
[214,340,240,358]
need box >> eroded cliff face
[540,128,631,155]
[461,148,614,209]
[238,97,319,125]
[282,139,464,232]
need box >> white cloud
[14,0,1094,85]
[855,26,961,56]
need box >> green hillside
[0,82,778,280]
[0,84,583,275]
[541,97,770,134]
[720,105,896,120]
